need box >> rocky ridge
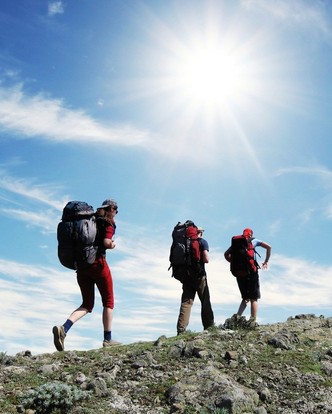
[1,314,332,413]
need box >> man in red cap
[224,228,271,325]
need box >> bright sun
[174,45,251,108]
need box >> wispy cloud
[48,1,64,17]
[274,165,332,222]
[1,208,59,233]
[263,254,332,307]
[0,172,68,210]
[0,84,157,148]
[326,204,332,219]
[275,165,332,186]
[0,172,68,232]
[242,0,332,42]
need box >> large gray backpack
[57,201,98,270]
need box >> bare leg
[68,307,89,323]
[250,300,258,318]
[237,299,248,316]
[103,307,113,331]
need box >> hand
[262,262,268,269]
[104,238,116,250]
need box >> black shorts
[237,272,260,300]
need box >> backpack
[168,220,201,282]
[229,235,260,277]
[57,201,98,270]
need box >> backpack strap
[248,237,261,270]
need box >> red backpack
[229,235,260,277]
[169,220,201,281]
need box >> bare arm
[260,241,271,269]
[224,247,231,263]
[103,238,116,250]
[202,249,209,264]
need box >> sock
[63,319,73,333]
[104,331,112,341]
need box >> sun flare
[174,45,251,108]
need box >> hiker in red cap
[224,228,271,325]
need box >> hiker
[53,199,121,351]
[176,226,214,335]
[224,227,271,324]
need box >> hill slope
[2,314,332,414]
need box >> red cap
[243,228,253,238]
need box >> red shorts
[76,256,114,312]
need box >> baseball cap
[98,199,118,210]
[197,227,204,232]
[243,228,253,237]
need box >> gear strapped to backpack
[57,201,98,270]
[229,234,260,277]
[169,220,201,282]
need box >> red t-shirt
[105,224,115,240]
[97,221,115,257]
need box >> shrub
[0,351,7,364]
[20,381,90,413]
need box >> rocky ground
[1,314,332,414]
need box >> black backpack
[229,235,260,277]
[169,220,201,282]
[57,201,98,270]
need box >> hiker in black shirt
[224,227,271,325]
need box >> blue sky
[0,0,332,355]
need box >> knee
[81,303,93,313]
[182,298,194,306]
[103,300,114,309]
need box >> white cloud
[275,165,332,182]
[0,172,68,210]
[0,84,157,149]
[48,1,64,17]
[274,164,332,223]
[1,208,59,233]
[0,171,68,232]
[1,242,332,355]
[2,248,332,355]
[242,0,332,42]
[326,204,332,220]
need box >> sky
[0,0,332,356]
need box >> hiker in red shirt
[53,199,121,351]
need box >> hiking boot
[247,316,259,329]
[223,314,246,330]
[102,339,122,348]
[52,325,66,351]
[222,316,233,329]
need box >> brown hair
[96,207,114,225]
